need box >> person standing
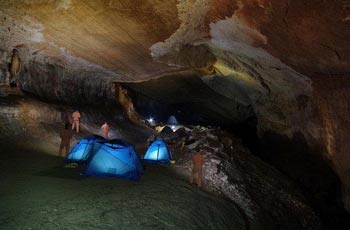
[71,110,81,133]
[190,147,205,188]
[61,111,70,126]
[10,49,21,86]
[59,123,73,157]
[101,122,110,139]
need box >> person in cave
[190,147,205,188]
[59,123,73,157]
[61,111,71,126]
[71,110,81,133]
[9,48,21,87]
[101,122,110,139]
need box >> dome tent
[142,139,172,164]
[84,139,144,180]
[167,115,178,125]
[65,135,106,163]
[66,136,144,181]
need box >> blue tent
[65,135,106,163]
[84,140,144,180]
[143,139,172,164]
[167,115,178,125]
[104,138,130,149]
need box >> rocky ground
[0,144,247,230]
[162,126,322,230]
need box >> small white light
[148,117,154,123]
[171,125,175,131]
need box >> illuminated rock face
[0,0,181,79]
[0,0,349,210]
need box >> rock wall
[0,47,119,105]
[0,90,151,153]
[19,56,117,105]
[150,0,315,139]
[312,73,350,212]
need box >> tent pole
[157,144,160,160]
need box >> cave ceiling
[0,0,348,79]
[0,0,349,136]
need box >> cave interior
[0,1,350,230]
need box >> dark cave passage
[123,73,255,126]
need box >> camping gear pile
[65,135,173,181]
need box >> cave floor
[0,144,246,230]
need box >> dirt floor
[0,143,246,230]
